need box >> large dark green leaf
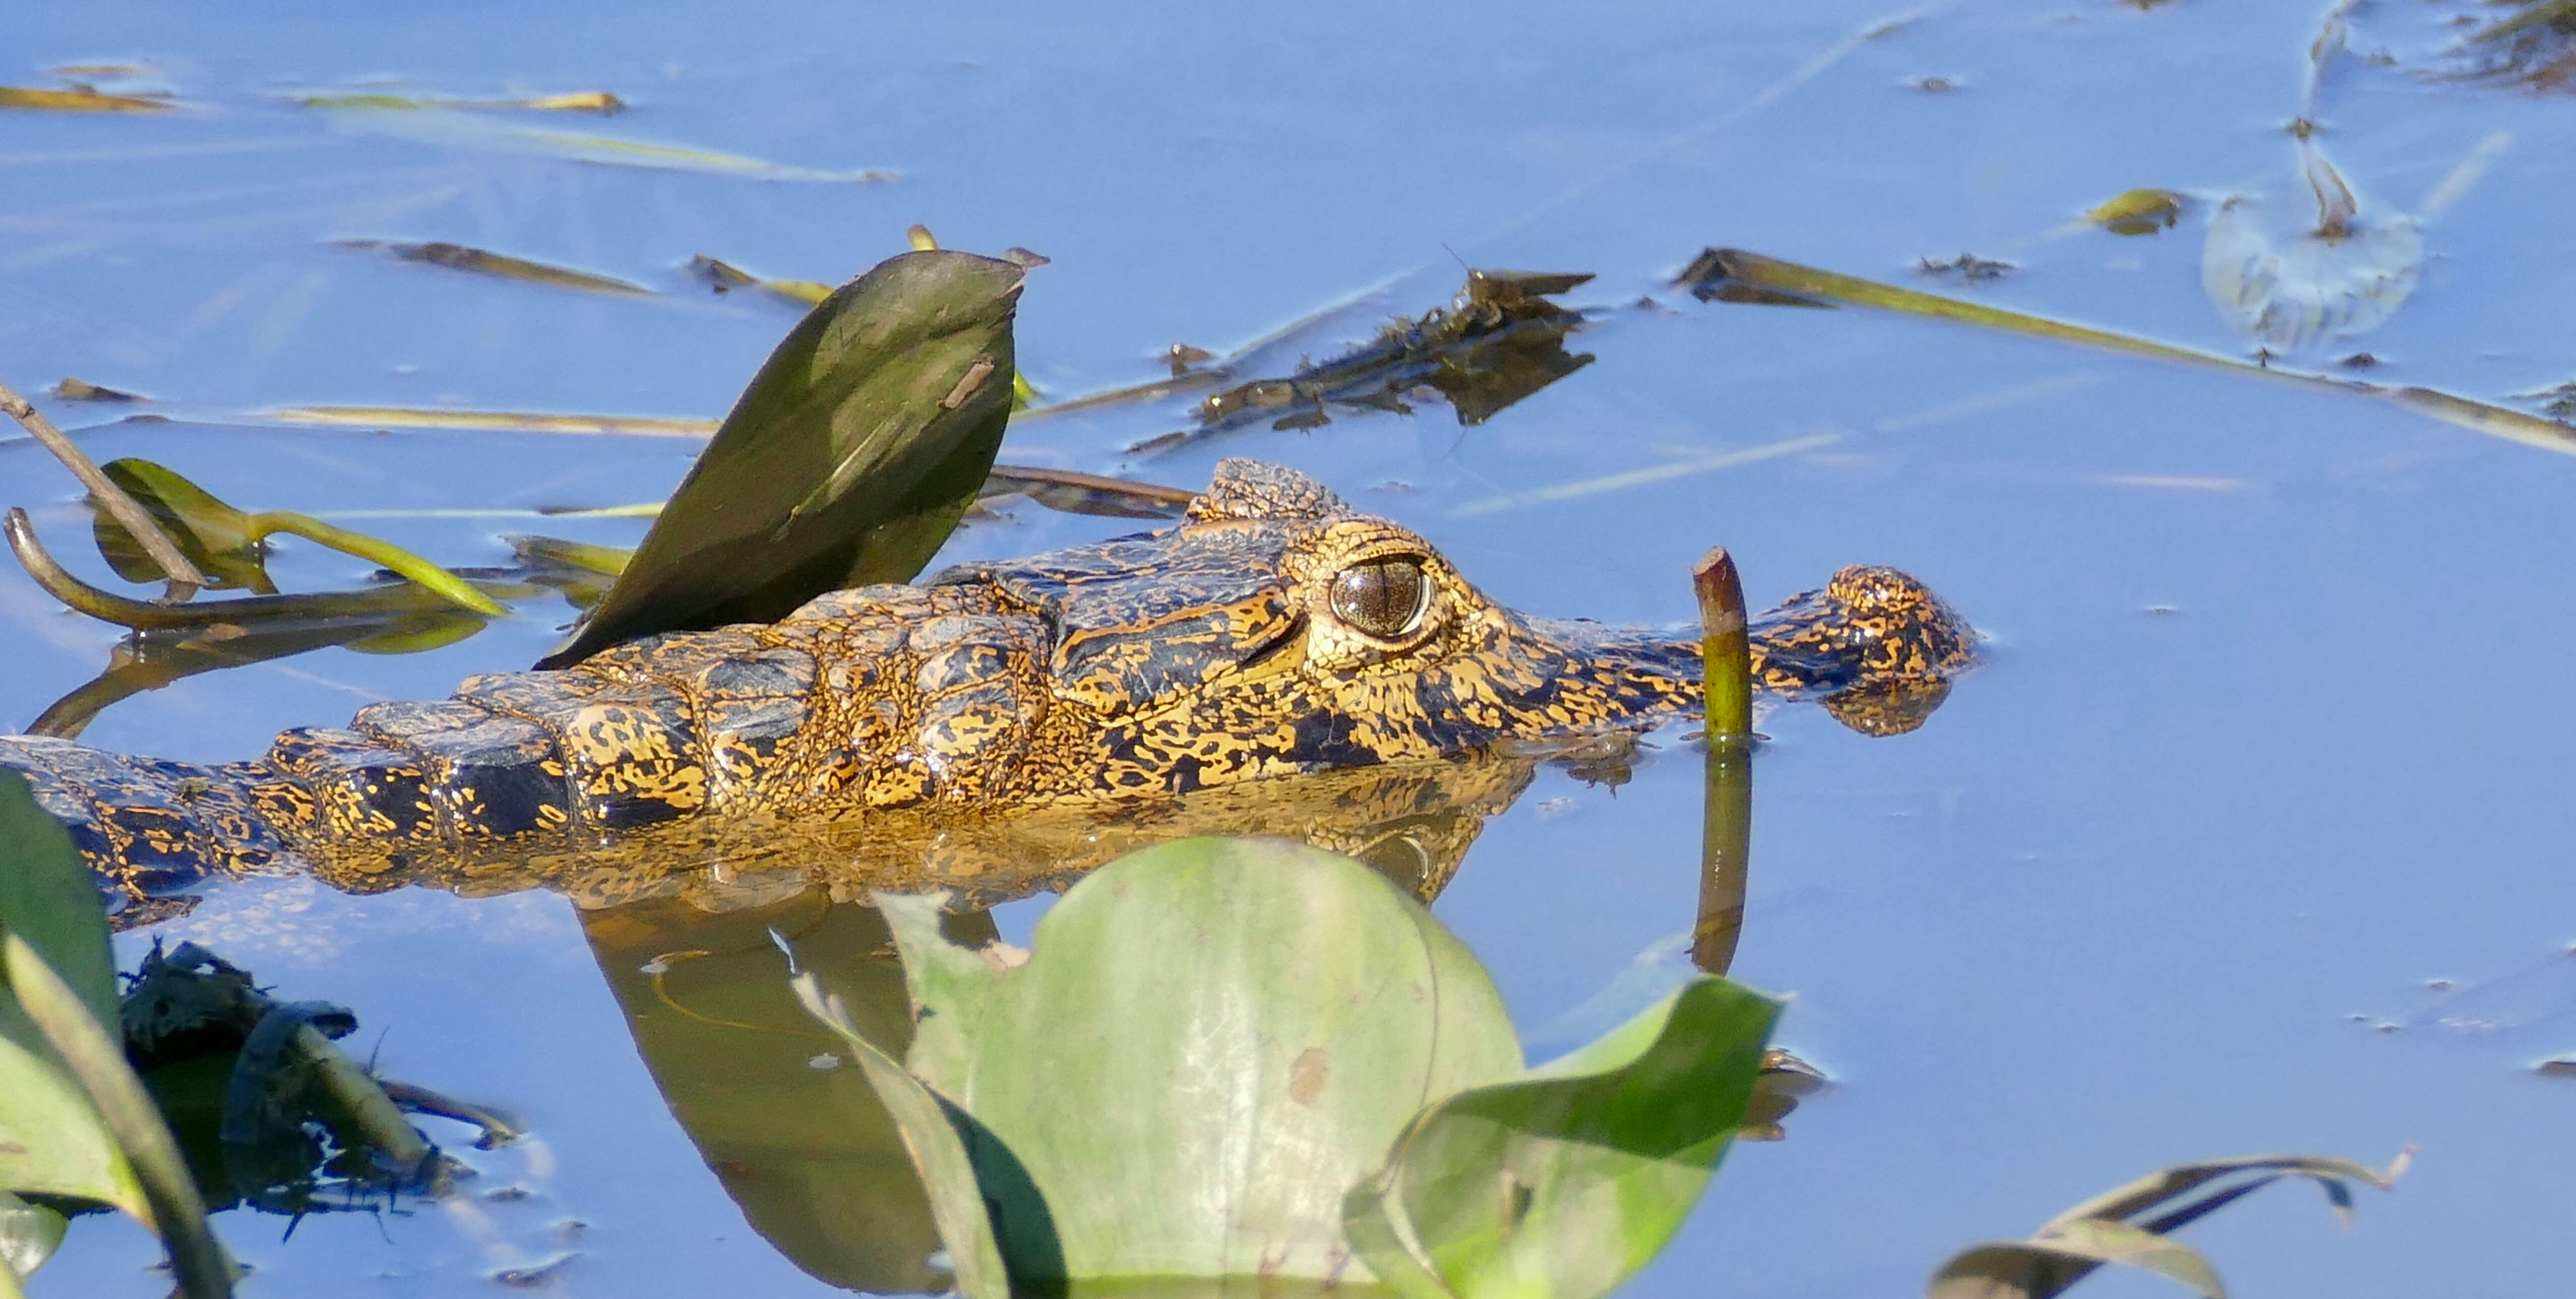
[539,249,1026,668]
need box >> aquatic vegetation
[0,773,231,1298]
[1928,1152,2407,1299]
[1127,269,1598,455]
[537,247,1027,666]
[796,837,1782,1299]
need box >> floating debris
[0,85,171,112]
[52,377,145,402]
[2085,188,2186,236]
[2202,142,2421,352]
[335,239,654,297]
[316,104,897,182]
[2450,0,2576,91]
[2518,381,2576,421]
[1917,253,2016,281]
[1130,268,1596,454]
[687,254,833,305]
[263,405,718,436]
[300,90,624,112]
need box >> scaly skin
[0,459,1975,917]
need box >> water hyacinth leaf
[0,86,170,112]
[93,458,275,593]
[0,1191,68,1288]
[2201,145,2421,352]
[66,462,504,616]
[789,973,1011,1299]
[1343,978,1780,1299]
[538,249,1025,667]
[0,772,119,1028]
[335,239,653,297]
[5,932,233,1298]
[2086,188,2184,235]
[0,771,144,1220]
[869,840,1526,1284]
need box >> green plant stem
[2,934,232,1299]
[6,508,515,631]
[1692,547,1752,740]
[1682,248,2576,457]
[0,380,207,599]
[1692,547,1754,976]
[246,512,507,616]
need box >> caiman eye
[1329,555,1431,639]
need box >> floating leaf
[0,86,170,112]
[538,248,1025,667]
[977,464,1193,518]
[2086,189,2185,236]
[689,255,834,306]
[300,90,623,112]
[2201,143,2421,352]
[52,378,143,403]
[1134,269,1595,455]
[334,239,653,297]
[1676,247,2576,455]
[92,458,275,594]
[1927,1152,2406,1299]
[316,105,896,181]
[2451,0,2576,91]
[262,405,716,437]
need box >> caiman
[0,458,1974,919]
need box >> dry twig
[1,378,207,599]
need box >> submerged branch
[2,379,208,598]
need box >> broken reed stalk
[0,379,209,599]
[1692,546,1754,976]
[1693,547,1753,740]
[1679,249,2576,458]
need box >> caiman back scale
[1,460,1974,913]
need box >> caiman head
[930,458,1973,797]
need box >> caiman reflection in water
[577,739,1784,1295]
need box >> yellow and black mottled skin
[0,459,1974,918]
